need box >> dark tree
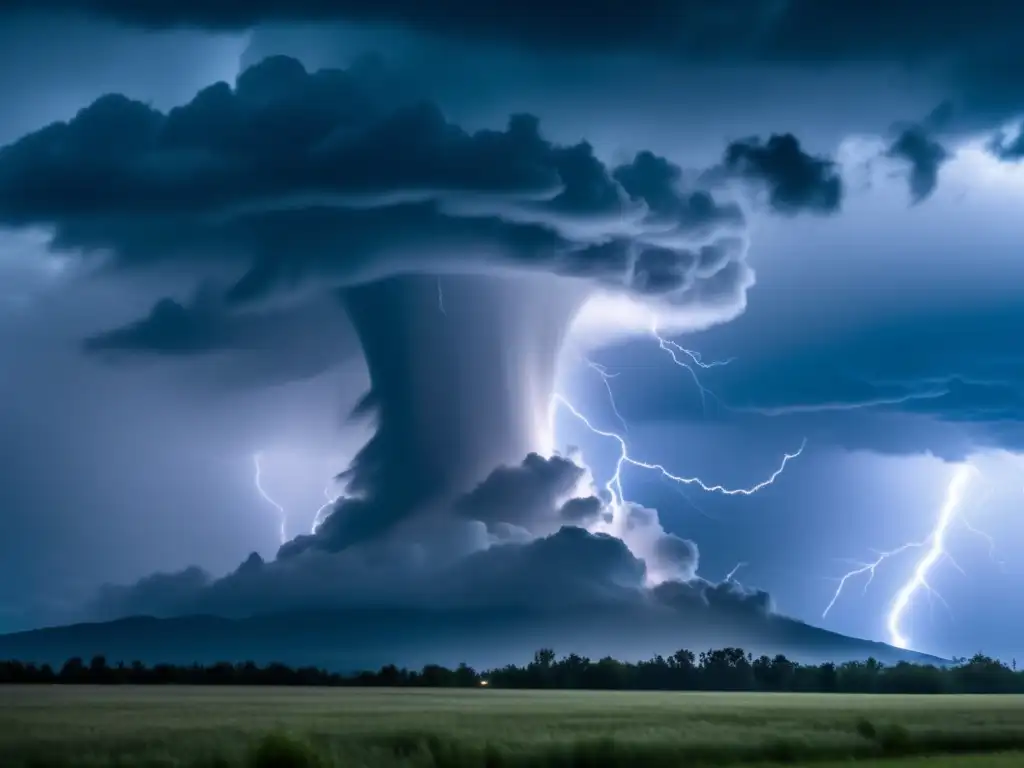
[2,647,1021,694]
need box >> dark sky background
[1,2,1023,663]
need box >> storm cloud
[3,0,1022,664]
[89,449,769,636]
[10,1,1024,68]
[0,56,751,313]
[721,134,843,215]
[0,53,802,644]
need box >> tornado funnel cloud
[338,271,590,546]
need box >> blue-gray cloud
[885,125,950,204]
[87,451,768,632]
[0,55,755,331]
[7,1,1024,69]
[988,125,1024,161]
[721,134,843,215]
[623,299,1024,455]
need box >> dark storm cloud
[77,516,851,670]
[613,151,744,230]
[451,453,590,534]
[0,55,749,316]
[11,1,1024,67]
[85,293,230,355]
[885,125,950,203]
[625,299,1024,454]
[653,577,773,616]
[0,54,751,566]
[282,450,594,559]
[77,407,746,657]
[988,125,1024,161]
[89,450,771,632]
[82,287,361,388]
[14,2,1024,146]
[721,134,843,216]
[19,2,1024,134]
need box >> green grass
[1,686,1023,767]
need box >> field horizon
[2,685,1023,767]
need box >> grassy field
[1,686,1023,767]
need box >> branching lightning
[648,318,732,412]
[583,359,629,432]
[886,465,974,649]
[551,394,804,510]
[252,452,288,545]
[561,326,802,582]
[822,542,925,619]
[551,389,802,588]
[253,453,341,539]
[961,516,1007,573]
[312,481,342,534]
[823,464,977,650]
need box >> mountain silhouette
[0,605,945,670]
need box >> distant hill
[0,605,945,670]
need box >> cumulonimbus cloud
[0,54,809,658]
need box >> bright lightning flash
[886,465,975,649]
[253,453,342,539]
[262,325,795,555]
[553,393,804,508]
[252,452,288,545]
[557,326,803,582]
[725,562,747,582]
[583,359,629,432]
[649,319,732,412]
[823,464,977,650]
[312,481,342,534]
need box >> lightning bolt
[956,482,1007,573]
[567,329,801,581]
[649,320,732,412]
[725,562,747,582]
[583,359,629,432]
[437,278,446,316]
[551,394,804,508]
[823,463,976,650]
[822,542,925,619]
[886,465,974,649]
[961,516,1007,573]
[252,452,287,545]
[312,480,341,534]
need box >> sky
[0,2,1022,663]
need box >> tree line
[1,648,1021,693]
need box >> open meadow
[1,686,1023,767]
